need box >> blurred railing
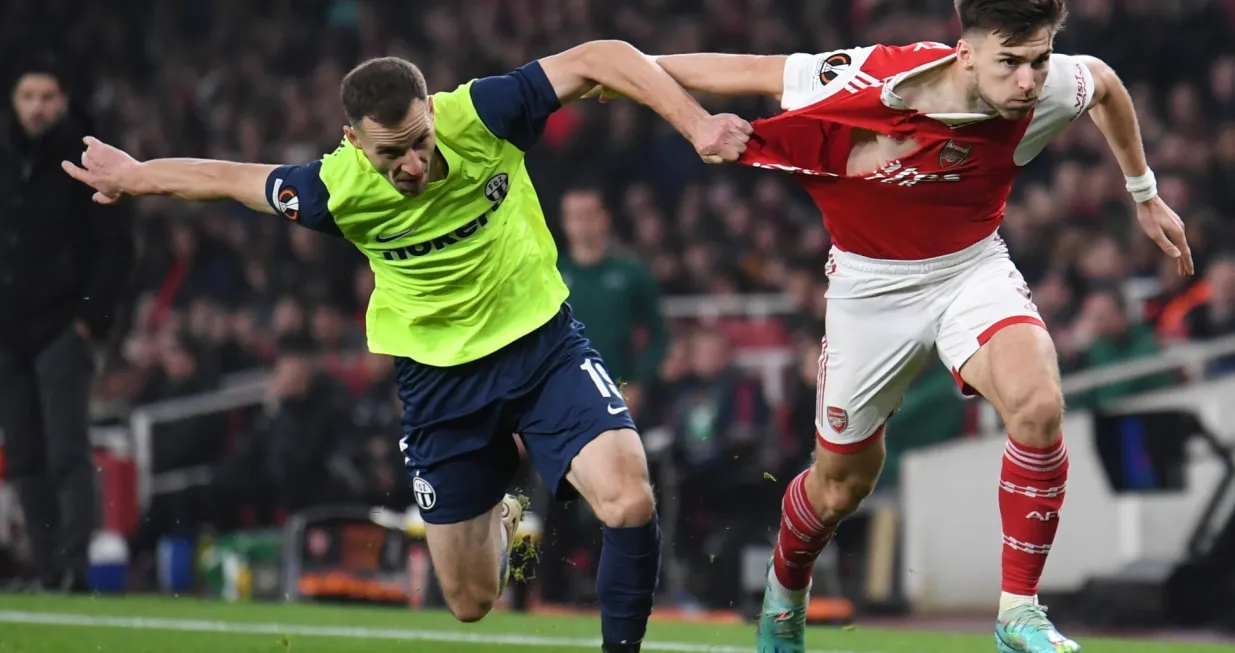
[12,297,1228,512]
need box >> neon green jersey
[264,64,568,367]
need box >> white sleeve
[1013,53,1097,165]
[781,47,876,111]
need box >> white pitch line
[0,610,874,653]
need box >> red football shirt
[739,42,1096,260]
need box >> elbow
[570,40,643,80]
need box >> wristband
[1125,170,1157,203]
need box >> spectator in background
[0,55,132,592]
[558,186,667,417]
[670,326,775,607]
[1068,289,1173,409]
[247,336,351,513]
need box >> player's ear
[427,96,435,118]
[956,39,977,70]
[343,124,362,149]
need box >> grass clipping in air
[509,494,539,583]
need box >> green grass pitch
[0,594,1230,653]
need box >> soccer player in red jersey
[592,1,1193,651]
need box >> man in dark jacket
[0,55,132,591]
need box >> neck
[571,242,607,265]
[899,59,994,115]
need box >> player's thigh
[937,257,1062,435]
[817,290,935,454]
[405,409,521,525]
[422,501,505,619]
[406,413,520,588]
[516,347,652,528]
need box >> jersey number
[580,359,621,398]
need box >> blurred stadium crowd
[3,0,1235,601]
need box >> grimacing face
[958,26,1054,120]
[345,97,437,196]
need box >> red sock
[772,470,837,591]
[999,437,1068,596]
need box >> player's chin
[393,178,427,196]
[998,104,1035,120]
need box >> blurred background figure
[0,53,132,592]
[0,0,1230,642]
[558,185,668,418]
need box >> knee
[591,482,656,528]
[1005,386,1064,446]
[444,586,496,623]
[806,463,878,523]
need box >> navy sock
[597,513,661,646]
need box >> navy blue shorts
[395,304,637,525]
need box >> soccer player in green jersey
[64,40,752,652]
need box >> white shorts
[816,232,1045,452]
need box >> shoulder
[1012,53,1096,166]
[780,42,954,111]
[436,62,559,152]
[780,45,878,110]
[266,157,343,237]
[1038,53,1096,120]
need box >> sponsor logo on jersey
[938,140,972,169]
[816,52,853,86]
[375,226,416,243]
[271,178,300,220]
[412,476,436,511]
[378,172,510,260]
[864,160,962,186]
[1072,63,1088,118]
[826,406,848,433]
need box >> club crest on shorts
[826,406,848,433]
[938,140,972,169]
[412,477,437,511]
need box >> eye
[1001,59,1018,68]
[1032,58,1050,69]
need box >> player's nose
[1015,68,1036,91]
[401,157,425,177]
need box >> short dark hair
[956,0,1068,45]
[340,57,428,127]
[10,51,71,94]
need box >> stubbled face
[12,73,67,137]
[345,98,436,196]
[958,26,1054,120]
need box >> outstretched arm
[62,138,340,236]
[537,40,752,162]
[1079,56,1193,275]
[651,54,789,100]
[62,138,276,213]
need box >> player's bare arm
[61,137,274,212]
[650,53,789,100]
[1078,55,1194,276]
[539,40,753,163]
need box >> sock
[597,514,661,646]
[772,469,838,593]
[999,437,1068,604]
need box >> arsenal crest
[938,140,972,169]
[826,406,848,433]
